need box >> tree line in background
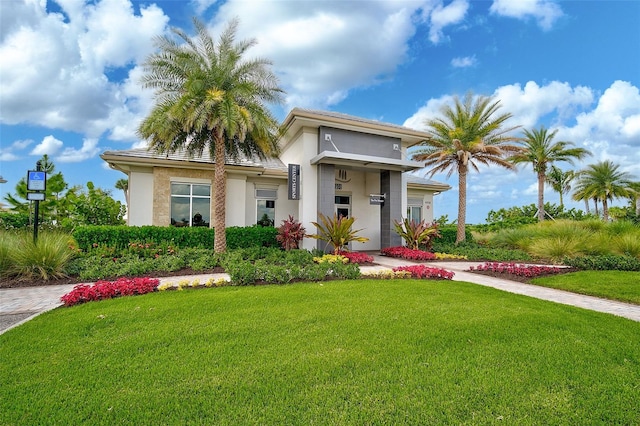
[1,154,126,230]
[411,94,639,242]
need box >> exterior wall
[128,168,154,226]
[226,174,247,227]
[152,167,213,226]
[280,127,319,251]
[407,190,436,223]
[380,170,403,248]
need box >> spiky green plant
[612,233,640,258]
[0,232,17,278]
[307,212,369,254]
[393,218,440,250]
[489,227,535,251]
[529,236,583,263]
[604,220,638,236]
[9,232,77,280]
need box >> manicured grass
[532,271,640,304]
[2,280,639,424]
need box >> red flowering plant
[392,265,454,280]
[337,250,374,264]
[380,246,436,261]
[61,277,160,307]
[468,262,566,278]
[276,215,306,250]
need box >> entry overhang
[310,151,423,172]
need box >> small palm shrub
[9,232,77,280]
[276,215,306,250]
[307,212,369,253]
[393,218,440,250]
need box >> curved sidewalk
[2,259,639,335]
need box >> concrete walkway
[2,257,639,334]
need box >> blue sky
[1,0,639,224]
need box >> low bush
[438,226,473,244]
[8,232,77,280]
[563,255,640,271]
[431,241,533,262]
[392,265,454,280]
[380,246,436,261]
[61,277,159,307]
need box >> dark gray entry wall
[319,126,401,159]
[381,170,402,248]
[317,163,335,252]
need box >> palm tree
[573,160,635,221]
[545,165,576,209]
[115,178,129,214]
[411,93,522,243]
[138,18,284,253]
[510,126,591,221]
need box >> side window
[170,183,211,227]
[407,198,423,222]
[255,187,277,226]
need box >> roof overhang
[310,151,423,172]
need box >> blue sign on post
[27,171,46,191]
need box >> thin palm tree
[115,178,129,214]
[545,165,576,209]
[138,18,284,253]
[411,93,522,243]
[574,160,635,221]
[510,126,591,221]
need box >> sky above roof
[1,0,638,224]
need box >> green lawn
[2,279,639,425]
[532,270,640,304]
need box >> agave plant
[307,212,369,254]
[393,218,440,250]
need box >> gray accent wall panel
[319,126,401,160]
[380,170,402,248]
[317,163,336,252]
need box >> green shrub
[529,237,583,263]
[9,232,77,280]
[438,226,473,244]
[432,241,532,262]
[563,255,640,271]
[612,233,640,258]
[0,233,16,278]
[72,225,278,252]
[0,212,30,230]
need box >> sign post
[27,161,46,243]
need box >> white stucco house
[101,108,450,251]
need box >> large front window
[171,183,210,227]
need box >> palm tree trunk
[594,198,600,217]
[602,198,609,222]
[636,198,640,217]
[213,138,227,253]
[584,199,590,214]
[537,171,545,221]
[457,168,467,244]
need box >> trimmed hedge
[437,226,474,244]
[72,225,277,251]
[563,255,640,271]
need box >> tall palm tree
[138,18,284,253]
[510,126,591,221]
[545,165,576,208]
[411,93,522,243]
[573,160,635,221]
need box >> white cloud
[0,0,169,138]
[489,0,563,30]
[57,138,101,163]
[429,0,469,43]
[451,55,477,68]
[31,135,64,156]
